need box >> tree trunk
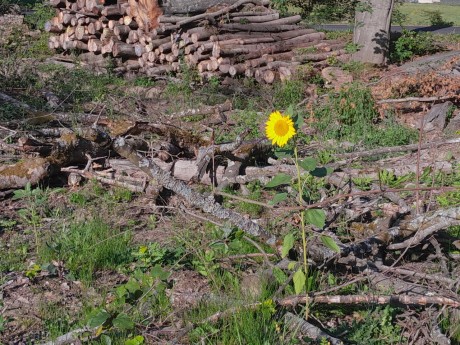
[352,0,394,65]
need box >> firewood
[219,23,300,32]
[229,12,278,23]
[87,38,102,52]
[292,49,347,63]
[113,42,138,57]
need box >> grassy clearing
[398,3,460,26]
[2,18,460,345]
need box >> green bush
[422,9,454,27]
[391,29,440,63]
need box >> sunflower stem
[294,146,309,320]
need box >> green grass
[398,3,460,26]
[41,218,132,282]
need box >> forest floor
[1,17,460,345]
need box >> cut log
[112,42,137,57]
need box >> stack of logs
[45,0,349,83]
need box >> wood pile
[45,0,349,83]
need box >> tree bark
[352,0,394,65]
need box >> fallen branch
[387,206,460,250]
[278,294,460,308]
[377,95,455,104]
[113,137,276,245]
[284,312,344,345]
[39,326,98,345]
[334,137,460,160]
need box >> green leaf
[125,335,144,345]
[101,335,112,345]
[112,313,134,330]
[151,265,170,281]
[287,261,297,270]
[274,148,293,159]
[281,233,295,258]
[266,173,291,188]
[272,267,288,284]
[270,192,288,205]
[304,209,326,228]
[88,309,110,328]
[299,158,317,172]
[310,167,331,177]
[293,268,306,295]
[320,235,341,253]
[124,279,141,293]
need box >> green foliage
[24,2,55,29]
[42,218,132,281]
[346,306,405,344]
[391,30,440,63]
[39,64,125,104]
[352,176,372,190]
[236,182,264,217]
[422,9,453,27]
[87,267,171,338]
[188,300,281,344]
[313,83,417,148]
[306,0,357,23]
[273,79,305,109]
[132,242,184,270]
[13,183,52,253]
[0,229,29,273]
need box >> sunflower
[265,111,296,147]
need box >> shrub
[390,29,440,63]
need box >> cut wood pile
[45,0,349,82]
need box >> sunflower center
[274,119,289,136]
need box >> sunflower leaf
[270,192,288,205]
[320,235,341,253]
[304,209,326,228]
[266,173,292,188]
[299,158,317,172]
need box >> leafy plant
[313,83,417,148]
[347,306,405,344]
[391,30,440,63]
[24,2,55,29]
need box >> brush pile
[45,0,349,82]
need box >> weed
[132,76,155,87]
[24,2,55,29]
[273,79,305,109]
[344,42,359,54]
[313,83,417,148]
[13,183,51,253]
[132,242,184,270]
[39,301,75,339]
[42,218,132,282]
[0,229,29,274]
[324,30,353,41]
[236,182,264,217]
[346,306,405,344]
[352,176,373,191]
